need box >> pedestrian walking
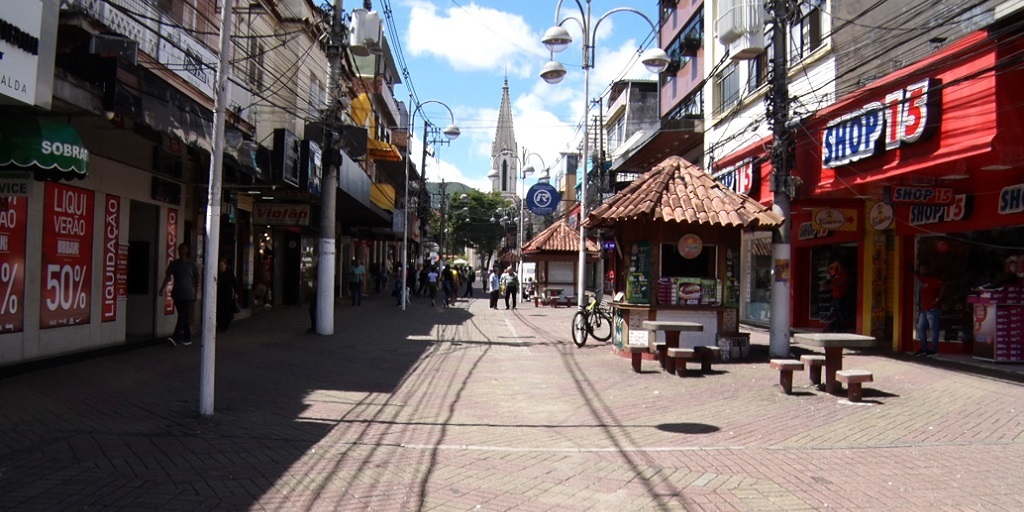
[914,263,945,356]
[159,242,199,346]
[417,265,429,296]
[501,267,519,310]
[427,265,440,306]
[216,257,237,333]
[349,258,365,306]
[488,267,500,309]
[441,264,456,308]
[463,267,476,297]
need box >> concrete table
[793,333,876,394]
[643,321,704,372]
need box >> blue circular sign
[526,183,561,216]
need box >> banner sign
[0,196,28,333]
[164,208,177,315]
[253,202,310,226]
[41,182,93,328]
[102,195,120,322]
[526,183,561,216]
[823,78,939,168]
[811,207,858,232]
[886,185,954,205]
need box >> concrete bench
[649,340,667,369]
[835,369,874,402]
[800,354,826,387]
[666,347,696,376]
[770,359,805,394]
[694,346,721,372]
[624,345,649,373]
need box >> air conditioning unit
[90,34,139,65]
[716,0,766,61]
[349,9,383,57]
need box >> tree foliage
[439,190,513,269]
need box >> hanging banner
[164,208,177,315]
[41,182,93,329]
[102,195,120,322]
[0,196,28,333]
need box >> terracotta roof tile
[585,156,783,229]
[523,219,599,254]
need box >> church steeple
[490,77,518,196]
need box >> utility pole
[316,5,344,335]
[198,0,234,416]
[766,0,794,357]
[439,179,448,261]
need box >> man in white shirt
[488,267,501,310]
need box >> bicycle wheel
[572,311,589,347]
[588,309,613,341]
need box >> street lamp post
[488,148,549,274]
[540,0,669,308]
[404,97,460,311]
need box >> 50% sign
[0,262,18,315]
[44,264,88,311]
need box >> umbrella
[452,258,468,267]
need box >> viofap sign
[822,78,938,168]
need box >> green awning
[0,117,89,180]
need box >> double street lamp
[403,98,460,311]
[488,148,549,273]
[540,0,669,307]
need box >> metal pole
[199,0,234,416]
[576,0,591,309]
[317,5,343,335]
[401,92,415,311]
[768,0,793,357]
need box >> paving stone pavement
[1,291,1023,511]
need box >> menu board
[627,242,651,304]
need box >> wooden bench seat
[666,347,695,375]
[625,345,649,373]
[770,359,805,394]
[835,369,874,402]
[800,354,826,387]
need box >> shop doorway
[125,201,159,341]
[809,244,858,331]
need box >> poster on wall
[0,197,28,333]
[164,208,177,315]
[102,195,120,322]
[40,182,94,329]
[627,242,651,304]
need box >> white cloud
[405,1,545,76]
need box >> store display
[969,286,1024,362]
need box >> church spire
[491,78,518,196]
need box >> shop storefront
[792,27,1024,356]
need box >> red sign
[0,197,28,333]
[102,195,120,322]
[41,182,94,329]
[164,208,177,315]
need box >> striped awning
[752,238,773,257]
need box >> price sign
[0,197,28,333]
[41,182,94,328]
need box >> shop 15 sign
[41,182,93,329]
[909,194,972,225]
[822,78,939,168]
[998,183,1024,215]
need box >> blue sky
[380,0,665,194]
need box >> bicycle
[571,294,613,347]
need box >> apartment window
[789,2,823,62]
[713,62,740,116]
[747,49,768,93]
[248,39,265,91]
[309,75,324,114]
